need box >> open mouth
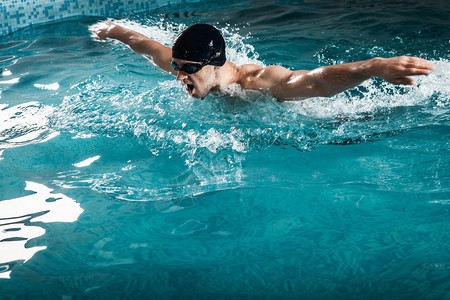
[186,84,195,95]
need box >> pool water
[0,0,449,299]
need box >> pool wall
[0,0,200,36]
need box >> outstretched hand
[89,21,116,41]
[371,56,434,85]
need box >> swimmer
[90,22,434,100]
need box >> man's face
[171,58,217,99]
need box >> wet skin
[90,22,435,101]
[171,58,221,99]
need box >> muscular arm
[90,22,175,75]
[242,56,434,100]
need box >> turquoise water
[0,0,449,299]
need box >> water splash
[0,102,59,158]
[89,18,263,66]
[51,20,450,201]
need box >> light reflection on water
[0,1,449,297]
[0,101,59,155]
[0,181,83,279]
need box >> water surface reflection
[0,181,83,279]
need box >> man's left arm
[265,56,434,100]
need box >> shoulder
[238,64,291,78]
[236,64,293,90]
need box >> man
[90,22,434,100]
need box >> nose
[176,71,188,81]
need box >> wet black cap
[172,23,226,66]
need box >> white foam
[0,101,58,150]
[90,19,262,67]
[34,82,59,90]
[90,19,182,47]
[54,21,449,202]
[291,59,450,119]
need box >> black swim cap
[172,23,226,66]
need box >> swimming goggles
[170,61,206,74]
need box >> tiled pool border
[1,0,200,36]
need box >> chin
[191,91,208,99]
[188,93,200,99]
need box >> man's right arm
[90,22,175,75]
